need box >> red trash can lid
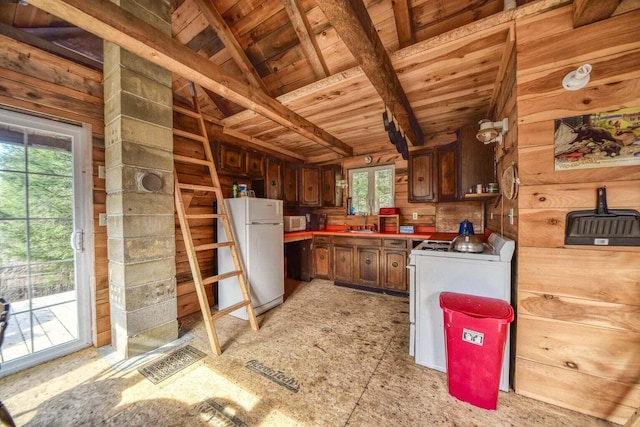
[439,291,514,321]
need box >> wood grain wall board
[435,201,484,233]
[518,145,640,186]
[515,358,639,425]
[518,291,640,333]
[0,35,103,97]
[518,181,640,209]
[516,315,640,384]
[517,246,640,305]
[517,121,554,149]
[517,8,640,76]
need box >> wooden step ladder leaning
[172,85,259,355]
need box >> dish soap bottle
[232,181,238,198]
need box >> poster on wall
[554,106,640,170]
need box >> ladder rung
[174,154,211,166]
[212,300,252,321]
[178,183,218,192]
[195,241,234,251]
[186,213,225,220]
[173,128,208,143]
[203,270,242,285]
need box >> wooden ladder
[173,85,259,355]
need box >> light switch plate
[98,165,106,179]
[412,212,418,220]
[99,213,107,226]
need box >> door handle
[70,229,84,252]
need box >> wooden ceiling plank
[392,0,415,48]
[573,0,622,27]
[316,0,424,146]
[282,0,329,79]
[193,0,271,95]
[488,23,515,116]
[27,0,352,157]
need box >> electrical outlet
[98,165,106,179]
[412,212,418,220]
[99,213,107,226]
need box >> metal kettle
[452,220,485,253]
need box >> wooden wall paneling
[518,180,640,209]
[515,358,640,424]
[517,246,640,305]
[517,315,640,383]
[518,291,640,332]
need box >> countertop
[284,229,458,243]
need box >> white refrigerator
[217,197,284,320]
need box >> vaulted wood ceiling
[0,0,633,163]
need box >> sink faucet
[362,213,367,230]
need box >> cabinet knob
[341,256,346,262]
[365,259,371,265]
[392,262,399,268]
[319,254,325,260]
[418,176,424,182]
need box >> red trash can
[439,291,514,410]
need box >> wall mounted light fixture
[562,64,592,91]
[476,118,509,144]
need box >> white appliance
[284,215,306,232]
[407,233,515,391]
[217,197,284,320]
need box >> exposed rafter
[26,0,353,157]
[192,0,271,95]
[392,0,415,49]
[283,0,329,79]
[573,0,622,27]
[316,0,424,146]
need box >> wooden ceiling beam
[573,0,622,27]
[392,0,415,49]
[283,0,329,79]
[316,0,424,146]
[192,0,271,95]
[26,0,353,157]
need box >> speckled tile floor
[0,280,620,426]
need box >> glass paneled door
[0,109,92,376]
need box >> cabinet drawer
[332,236,353,246]
[313,235,332,244]
[383,239,408,249]
[349,237,381,247]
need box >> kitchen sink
[342,229,376,233]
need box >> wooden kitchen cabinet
[458,123,496,198]
[300,166,320,206]
[283,163,298,206]
[438,140,459,201]
[218,143,245,174]
[322,164,342,207]
[333,245,354,283]
[381,239,409,292]
[265,156,283,200]
[312,236,332,279]
[409,148,436,202]
[356,247,380,287]
[245,150,264,177]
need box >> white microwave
[284,215,307,232]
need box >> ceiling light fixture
[562,64,592,91]
[476,118,508,144]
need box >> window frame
[348,164,395,215]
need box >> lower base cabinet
[311,235,408,294]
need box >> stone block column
[103,0,177,358]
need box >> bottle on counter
[233,181,238,198]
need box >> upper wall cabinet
[437,141,459,202]
[246,150,264,177]
[283,163,299,206]
[300,166,320,206]
[409,148,437,202]
[266,156,283,200]
[458,123,496,199]
[322,164,343,207]
[218,143,245,174]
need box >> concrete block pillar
[104,0,177,359]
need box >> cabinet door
[246,150,264,177]
[322,165,342,207]
[409,149,436,202]
[438,141,459,201]
[283,164,298,206]
[219,144,245,174]
[265,157,283,200]
[313,244,331,279]
[382,249,408,292]
[459,123,496,197]
[333,246,354,282]
[300,166,320,206]
[356,247,379,287]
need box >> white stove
[407,232,515,391]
